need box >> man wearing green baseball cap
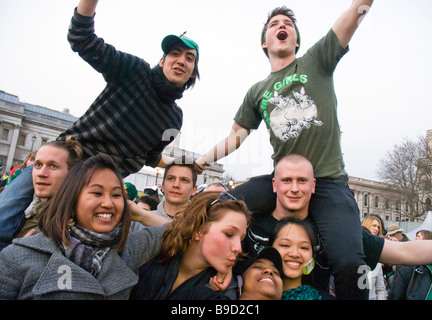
[60,0,201,175]
[162,32,200,59]
[159,32,200,89]
[0,0,202,251]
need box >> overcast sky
[0,0,431,181]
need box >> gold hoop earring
[67,218,75,227]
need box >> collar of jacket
[12,233,138,297]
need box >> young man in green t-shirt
[197,1,374,300]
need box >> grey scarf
[61,224,122,277]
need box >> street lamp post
[31,134,37,151]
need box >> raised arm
[128,200,170,227]
[332,0,374,49]
[69,0,141,82]
[380,239,432,266]
[76,0,99,16]
[196,122,251,169]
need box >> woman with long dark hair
[268,217,322,300]
[0,154,165,299]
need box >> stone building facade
[0,90,76,172]
[349,176,409,222]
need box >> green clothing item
[6,167,21,186]
[426,265,432,300]
[281,284,322,300]
[234,29,348,179]
[15,199,47,238]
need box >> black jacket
[129,255,237,300]
[389,265,432,300]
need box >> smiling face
[199,210,247,275]
[262,14,298,58]
[75,168,124,233]
[273,155,316,220]
[241,258,283,300]
[159,47,197,88]
[272,223,313,286]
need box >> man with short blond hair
[197,1,374,299]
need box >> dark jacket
[63,8,184,177]
[130,255,237,300]
[389,264,432,300]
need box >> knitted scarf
[151,66,185,103]
[61,224,122,277]
[281,285,322,300]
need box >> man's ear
[158,57,165,68]
[160,183,165,195]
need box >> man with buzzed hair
[243,154,316,257]
[244,154,432,299]
[197,1,374,299]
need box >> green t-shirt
[234,29,348,179]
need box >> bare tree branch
[377,136,430,220]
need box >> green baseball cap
[161,32,199,60]
[124,182,138,201]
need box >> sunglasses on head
[209,192,237,207]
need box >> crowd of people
[1,0,432,301]
[361,214,432,300]
[2,149,432,300]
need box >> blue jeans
[0,165,34,251]
[230,173,368,300]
